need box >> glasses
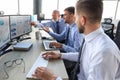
[3,58,25,79]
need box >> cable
[0,49,13,57]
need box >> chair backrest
[114,21,120,49]
[101,22,114,40]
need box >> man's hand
[32,67,57,80]
[50,42,63,48]
[30,22,37,26]
[42,51,61,60]
[42,27,50,33]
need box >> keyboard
[42,40,57,51]
[44,41,50,48]
[26,53,48,79]
[39,29,54,40]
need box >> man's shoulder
[94,34,119,52]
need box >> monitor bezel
[0,15,10,50]
[9,15,32,40]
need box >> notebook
[26,53,48,79]
[42,40,57,51]
[13,41,33,51]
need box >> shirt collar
[85,27,104,42]
[52,19,60,22]
[68,22,76,28]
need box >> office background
[0,0,120,20]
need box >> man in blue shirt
[31,10,67,34]
[42,7,83,53]
[33,0,120,80]
[42,7,83,76]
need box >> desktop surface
[0,28,68,80]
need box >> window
[0,0,120,20]
[0,0,33,15]
[0,0,18,15]
[59,0,76,14]
[19,0,33,15]
[42,0,58,19]
[41,0,77,19]
[116,1,120,19]
[102,1,118,19]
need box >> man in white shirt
[32,0,120,80]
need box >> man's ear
[81,16,86,26]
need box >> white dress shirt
[60,27,120,80]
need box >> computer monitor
[10,15,32,40]
[0,16,10,50]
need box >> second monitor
[10,15,32,40]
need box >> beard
[75,18,85,33]
[64,20,68,23]
[79,25,85,33]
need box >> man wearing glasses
[33,0,120,80]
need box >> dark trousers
[63,59,77,80]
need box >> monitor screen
[10,15,32,39]
[0,16,10,49]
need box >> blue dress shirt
[37,19,67,34]
[49,22,84,52]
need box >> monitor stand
[0,43,13,57]
[19,37,31,41]
[0,49,13,57]
[11,36,33,51]
[15,36,31,42]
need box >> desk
[0,28,68,80]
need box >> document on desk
[26,52,48,79]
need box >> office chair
[114,21,120,49]
[101,18,114,39]
[101,22,114,40]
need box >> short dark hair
[64,6,75,15]
[76,0,103,23]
